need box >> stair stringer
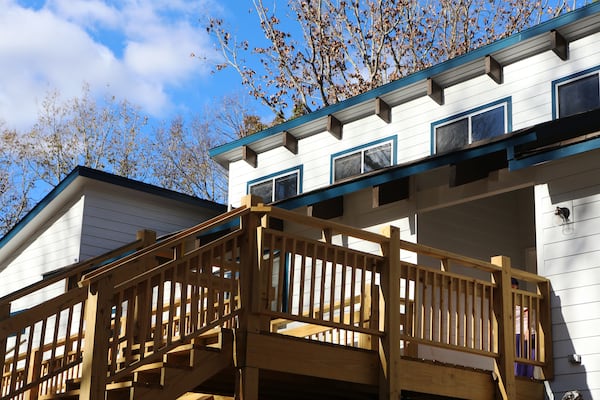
[131,329,234,400]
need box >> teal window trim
[330,136,397,184]
[246,165,303,203]
[430,97,512,155]
[552,65,600,120]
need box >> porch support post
[538,280,554,380]
[234,195,267,400]
[235,367,259,400]
[491,255,516,400]
[379,226,402,400]
[0,302,10,393]
[79,277,113,400]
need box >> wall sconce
[568,354,582,364]
[555,206,570,224]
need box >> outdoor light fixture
[568,354,582,364]
[555,206,571,224]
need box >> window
[331,137,396,183]
[553,67,600,119]
[432,98,511,154]
[247,167,302,204]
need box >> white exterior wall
[228,32,600,210]
[535,154,600,400]
[79,183,218,260]
[0,196,85,310]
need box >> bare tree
[208,0,589,117]
[0,87,155,236]
[0,126,35,234]
[151,95,266,203]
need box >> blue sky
[0,0,266,131]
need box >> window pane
[558,74,600,118]
[249,181,273,203]
[472,106,505,142]
[364,143,392,172]
[334,153,361,181]
[274,173,298,201]
[435,118,468,153]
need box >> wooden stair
[39,329,234,400]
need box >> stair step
[105,381,134,400]
[40,390,80,400]
[134,363,164,386]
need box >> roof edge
[209,2,600,160]
[0,166,226,250]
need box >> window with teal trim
[332,139,394,182]
[554,69,600,118]
[433,99,509,154]
[248,168,300,204]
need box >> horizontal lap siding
[536,153,600,400]
[229,33,600,211]
[79,185,220,260]
[0,196,84,309]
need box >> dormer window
[553,67,600,119]
[331,137,396,183]
[432,98,511,154]
[248,167,302,204]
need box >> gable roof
[0,166,226,262]
[209,2,600,168]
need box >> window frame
[552,65,600,119]
[430,97,512,155]
[246,166,303,204]
[330,136,397,184]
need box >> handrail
[0,205,250,400]
[80,205,250,285]
[0,234,150,306]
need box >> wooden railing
[0,197,553,400]
[0,206,248,400]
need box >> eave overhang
[272,108,600,211]
[0,167,226,265]
[209,2,600,168]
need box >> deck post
[538,280,554,380]
[0,302,9,370]
[491,255,516,400]
[379,226,402,400]
[136,229,156,248]
[79,277,113,400]
[235,367,259,400]
[234,195,265,400]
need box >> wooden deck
[0,195,552,400]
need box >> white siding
[79,183,221,260]
[229,32,600,210]
[418,188,535,269]
[0,196,85,310]
[535,153,600,400]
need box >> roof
[0,166,226,252]
[209,2,600,168]
[272,108,600,210]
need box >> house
[210,3,600,399]
[0,166,226,311]
[1,3,600,400]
